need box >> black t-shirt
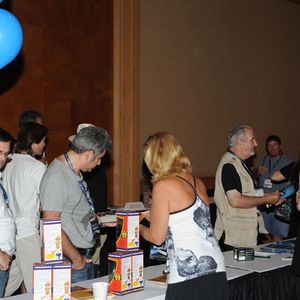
[221,163,242,193]
[280,161,300,238]
[280,162,295,180]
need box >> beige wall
[140,0,300,177]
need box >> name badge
[263,179,272,189]
[255,188,264,197]
[89,215,100,238]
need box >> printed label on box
[108,251,144,295]
[116,212,139,250]
[108,252,132,295]
[33,264,52,300]
[132,251,144,289]
[41,219,63,262]
[52,262,71,300]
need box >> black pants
[165,272,229,300]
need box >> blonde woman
[139,132,228,300]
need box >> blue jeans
[262,211,289,238]
[72,262,94,284]
[0,269,9,297]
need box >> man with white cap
[40,124,112,283]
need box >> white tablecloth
[4,247,292,300]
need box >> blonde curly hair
[143,132,192,182]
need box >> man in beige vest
[214,125,283,250]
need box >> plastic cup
[92,282,108,300]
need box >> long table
[4,249,298,300]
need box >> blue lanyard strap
[64,153,95,213]
[269,155,282,174]
[0,181,10,209]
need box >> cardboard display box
[41,219,63,262]
[116,212,139,251]
[108,250,144,295]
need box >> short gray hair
[71,126,112,156]
[228,125,252,147]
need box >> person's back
[165,175,224,284]
[4,154,45,238]
[139,132,229,300]
[3,122,47,295]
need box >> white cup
[92,282,108,300]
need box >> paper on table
[96,214,117,224]
[71,287,93,300]
[124,202,146,212]
[146,273,167,286]
[254,251,276,257]
[72,286,113,300]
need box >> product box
[41,219,63,262]
[108,251,133,295]
[233,247,254,261]
[116,212,139,251]
[33,263,53,300]
[108,250,144,295]
[52,262,71,300]
[131,250,144,291]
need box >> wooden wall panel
[0,0,114,200]
[140,0,300,177]
[113,0,140,205]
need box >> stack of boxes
[108,211,144,295]
[33,219,71,300]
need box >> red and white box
[108,250,144,295]
[116,212,139,251]
[41,219,63,262]
[108,251,133,295]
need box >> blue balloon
[0,9,23,69]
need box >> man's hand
[263,191,283,206]
[0,250,11,271]
[71,255,87,270]
[258,166,268,175]
[140,210,150,222]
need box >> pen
[254,255,270,258]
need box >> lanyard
[64,153,95,213]
[0,181,13,214]
[269,155,282,174]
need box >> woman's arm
[296,190,300,211]
[196,178,210,205]
[271,170,286,181]
[271,162,295,182]
[139,180,170,246]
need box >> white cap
[68,123,95,142]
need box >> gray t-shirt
[40,159,95,248]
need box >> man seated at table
[214,125,282,251]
